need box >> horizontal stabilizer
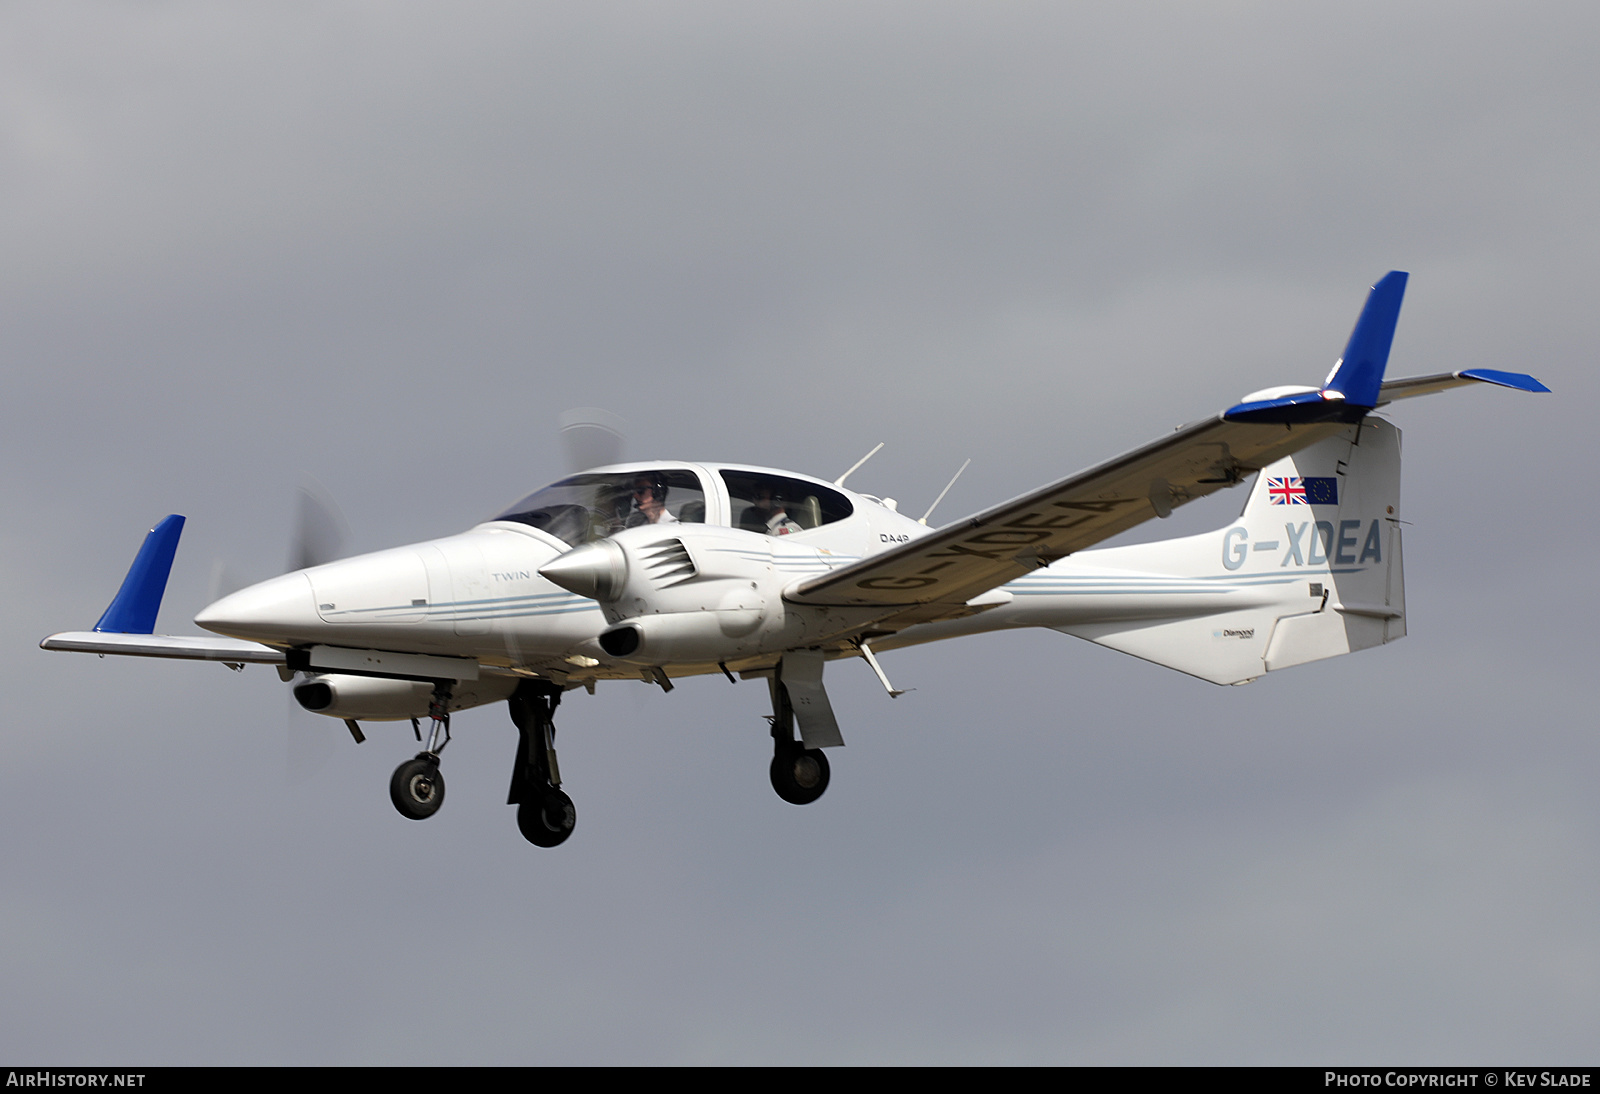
[94,515,186,634]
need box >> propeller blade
[559,408,628,473]
[207,558,249,605]
[288,479,349,573]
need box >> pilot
[627,474,678,526]
[745,485,803,536]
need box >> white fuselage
[198,418,1406,714]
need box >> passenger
[626,475,679,526]
[745,485,803,536]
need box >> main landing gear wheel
[507,681,577,848]
[517,789,576,847]
[770,743,830,805]
[390,754,445,819]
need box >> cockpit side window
[720,471,853,537]
[494,470,706,548]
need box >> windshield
[493,469,707,548]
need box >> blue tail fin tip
[93,515,186,634]
[1325,270,1409,408]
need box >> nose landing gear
[389,684,452,821]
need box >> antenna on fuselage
[919,458,971,526]
[834,442,884,488]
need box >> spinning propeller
[287,479,349,574]
[559,408,628,473]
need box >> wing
[789,414,1351,609]
[41,631,286,664]
[41,513,287,667]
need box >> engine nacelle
[293,673,518,720]
[544,524,804,665]
[294,674,433,719]
[598,606,770,663]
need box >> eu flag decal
[1302,477,1339,505]
[1267,476,1340,505]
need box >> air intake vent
[640,539,697,588]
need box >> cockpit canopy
[493,466,853,548]
[721,469,853,537]
[493,469,706,548]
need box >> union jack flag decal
[1267,476,1306,505]
[1266,475,1338,505]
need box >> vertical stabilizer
[1325,271,1408,408]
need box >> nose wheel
[390,754,445,819]
[388,684,452,821]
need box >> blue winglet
[93,515,186,634]
[1458,368,1552,394]
[1326,270,1408,408]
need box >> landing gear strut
[768,673,830,805]
[508,680,576,847]
[390,683,452,820]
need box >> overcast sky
[3,1,1594,1064]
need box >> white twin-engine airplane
[44,272,1546,847]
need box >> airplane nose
[195,572,320,641]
